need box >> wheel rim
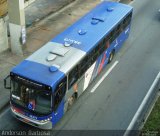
[109,53,113,61]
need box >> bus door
[52,77,67,125]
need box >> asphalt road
[0,0,160,135]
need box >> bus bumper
[11,108,52,129]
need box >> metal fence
[124,72,160,136]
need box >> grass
[143,96,160,131]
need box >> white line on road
[90,60,119,93]
[124,72,160,136]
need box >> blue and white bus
[4,1,133,129]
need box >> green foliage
[143,97,160,131]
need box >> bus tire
[108,50,115,63]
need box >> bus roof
[12,1,133,88]
[51,1,133,52]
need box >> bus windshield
[11,80,52,115]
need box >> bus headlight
[40,117,52,123]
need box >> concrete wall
[0,17,8,53]
[8,0,25,26]
[9,23,23,55]
[8,0,25,55]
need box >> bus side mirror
[4,75,11,89]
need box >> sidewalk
[25,0,75,27]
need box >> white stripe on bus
[83,62,96,91]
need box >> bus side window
[93,45,99,59]
[78,56,88,77]
[119,21,124,33]
[92,48,98,62]
[88,47,97,65]
[105,36,110,49]
[102,38,106,46]
[53,77,67,111]
[68,66,79,89]
[109,30,115,43]
[123,12,132,29]
[113,27,118,42]
[99,40,105,55]
[123,17,127,29]
[127,12,132,25]
[116,24,121,37]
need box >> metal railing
[124,72,160,136]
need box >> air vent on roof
[46,54,57,61]
[107,7,114,12]
[91,19,99,25]
[50,46,69,56]
[49,64,60,72]
[64,41,73,47]
[78,29,87,35]
[92,16,105,22]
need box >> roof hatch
[107,7,114,12]
[91,19,99,25]
[78,29,87,35]
[50,46,69,56]
[64,41,73,47]
[46,54,57,61]
[92,15,106,22]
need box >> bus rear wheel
[108,50,115,63]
